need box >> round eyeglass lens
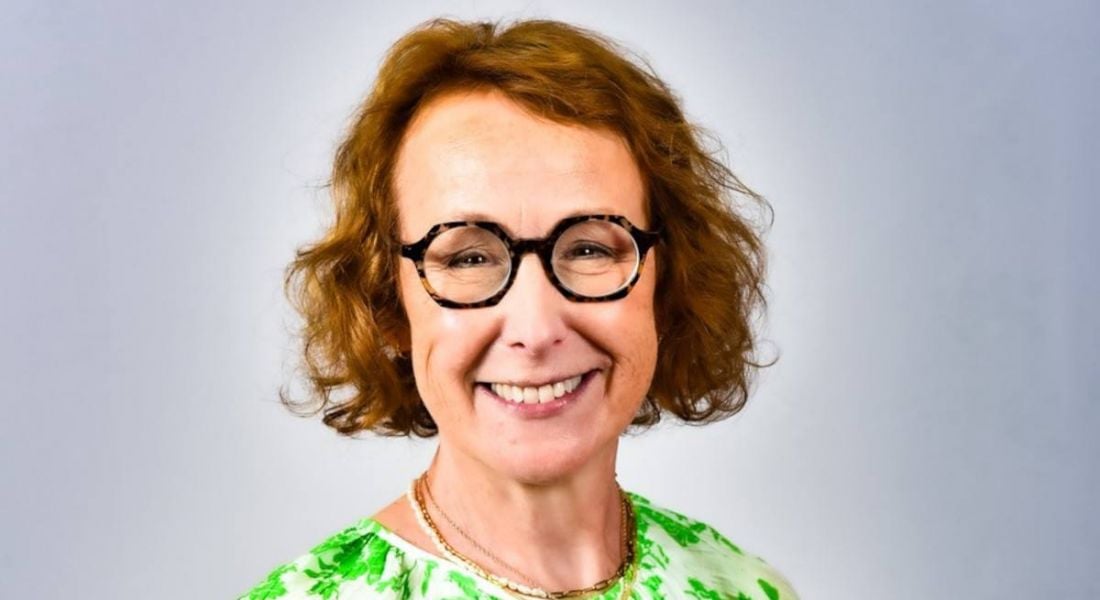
[552,220,640,297]
[422,226,511,303]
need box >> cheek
[426,311,494,376]
[619,313,658,388]
[398,265,445,395]
[626,259,659,346]
[628,266,660,389]
[401,269,494,404]
[597,271,659,391]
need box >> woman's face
[393,89,658,484]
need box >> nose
[495,253,569,356]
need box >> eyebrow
[442,208,623,239]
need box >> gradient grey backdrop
[2,1,1097,598]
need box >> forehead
[393,89,646,239]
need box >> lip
[479,370,590,388]
[477,369,599,419]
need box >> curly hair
[282,18,774,437]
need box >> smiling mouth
[477,370,597,405]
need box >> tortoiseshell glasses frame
[399,214,661,309]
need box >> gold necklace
[421,474,634,596]
[407,473,636,599]
[410,475,635,599]
[420,475,543,589]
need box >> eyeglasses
[399,214,661,308]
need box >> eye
[562,243,615,259]
[445,250,497,268]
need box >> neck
[422,439,625,591]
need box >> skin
[372,88,659,590]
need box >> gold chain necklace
[420,475,544,589]
[407,473,636,599]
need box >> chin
[486,437,609,486]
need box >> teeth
[489,373,586,404]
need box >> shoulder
[236,518,417,600]
[628,492,800,600]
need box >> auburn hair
[283,18,774,437]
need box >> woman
[242,18,797,600]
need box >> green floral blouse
[240,492,798,600]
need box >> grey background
[2,1,1097,598]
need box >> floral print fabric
[240,492,798,600]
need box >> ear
[382,323,412,359]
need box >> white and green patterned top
[240,492,798,600]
